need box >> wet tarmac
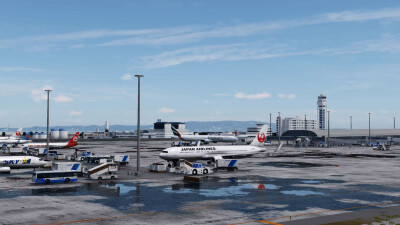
[2,176,399,214]
[1,141,400,224]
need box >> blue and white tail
[21,132,31,141]
[250,125,268,147]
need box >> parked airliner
[0,128,23,140]
[0,156,47,173]
[171,127,238,144]
[0,132,31,145]
[20,132,80,149]
[160,125,268,162]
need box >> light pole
[327,110,330,148]
[368,113,371,146]
[44,89,52,161]
[269,113,272,136]
[135,75,144,176]
[394,117,396,130]
[278,112,281,144]
[350,116,352,130]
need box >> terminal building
[276,94,326,134]
[280,117,318,133]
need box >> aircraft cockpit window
[162,150,168,153]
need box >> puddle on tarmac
[259,162,331,168]
[1,176,399,215]
[301,180,321,184]
[107,183,136,194]
[281,190,325,196]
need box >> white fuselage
[0,156,46,169]
[20,142,70,149]
[0,136,16,140]
[174,135,238,143]
[0,139,31,144]
[159,145,264,161]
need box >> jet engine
[0,167,11,174]
[203,139,210,144]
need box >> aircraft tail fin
[11,128,23,138]
[66,132,80,147]
[249,125,268,147]
[21,132,31,140]
[171,126,183,140]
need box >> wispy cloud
[29,86,73,103]
[69,110,82,116]
[277,94,296,99]
[2,8,400,50]
[0,67,44,72]
[121,74,133,80]
[53,95,73,103]
[235,92,271,100]
[136,42,306,68]
[158,107,175,113]
[212,93,231,97]
[0,27,198,50]
[379,109,389,114]
[87,8,400,47]
[136,34,400,68]
[31,90,48,102]
[30,85,53,102]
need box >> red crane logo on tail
[257,133,266,143]
[16,131,21,136]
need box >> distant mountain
[0,121,275,133]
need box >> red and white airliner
[20,132,80,149]
[0,128,23,140]
[160,125,268,162]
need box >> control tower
[105,120,109,133]
[317,94,327,130]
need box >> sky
[1,0,400,129]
